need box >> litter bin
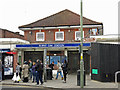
[77,70,86,86]
[46,68,52,80]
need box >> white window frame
[55,31,64,41]
[91,28,97,35]
[36,32,45,41]
[75,31,84,41]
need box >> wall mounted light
[29,31,32,35]
[68,30,71,32]
[54,54,57,56]
[39,30,41,32]
[59,29,60,32]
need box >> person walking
[49,61,54,78]
[22,61,29,82]
[32,62,36,83]
[29,60,32,80]
[62,60,68,83]
[36,59,43,85]
[56,61,63,80]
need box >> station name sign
[16,43,90,48]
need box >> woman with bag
[15,63,21,83]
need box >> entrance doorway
[68,51,90,74]
[68,51,80,74]
[24,51,43,62]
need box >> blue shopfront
[16,43,91,73]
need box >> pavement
[0,74,118,89]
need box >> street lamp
[80,0,84,88]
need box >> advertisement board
[4,56,13,75]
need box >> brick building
[16,9,103,74]
[0,28,29,80]
[0,28,24,40]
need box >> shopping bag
[12,73,17,81]
[16,74,21,81]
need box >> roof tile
[19,9,102,28]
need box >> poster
[4,56,13,75]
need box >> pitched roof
[19,9,102,29]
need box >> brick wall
[0,30,3,38]
[24,28,97,43]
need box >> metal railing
[115,71,120,84]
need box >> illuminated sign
[16,43,90,48]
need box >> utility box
[91,43,120,82]
[46,68,52,80]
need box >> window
[75,31,84,41]
[91,28,97,35]
[55,31,64,41]
[36,32,45,41]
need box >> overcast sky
[0,0,119,35]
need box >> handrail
[115,71,120,84]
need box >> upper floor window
[91,28,97,35]
[36,32,45,41]
[55,31,64,41]
[75,31,84,41]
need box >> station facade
[16,9,103,74]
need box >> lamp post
[80,0,84,88]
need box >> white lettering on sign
[54,44,64,47]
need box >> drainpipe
[43,49,47,82]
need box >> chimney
[16,32,20,34]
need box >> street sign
[16,43,91,48]
[92,69,98,74]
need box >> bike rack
[115,71,120,84]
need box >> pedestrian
[62,60,68,83]
[15,63,20,83]
[0,60,2,82]
[28,59,32,80]
[49,61,54,78]
[32,62,36,83]
[56,61,63,80]
[22,61,29,82]
[36,59,43,85]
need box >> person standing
[62,60,68,83]
[0,60,2,82]
[16,63,20,83]
[29,60,32,80]
[22,61,29,82]
[49,61,54,78]
[56,61,63,80]
[32,62,36,83]
[36,59,43,85]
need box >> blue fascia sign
[16,43,90,48]
[0,49,10,53]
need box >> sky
[0,0,119,35]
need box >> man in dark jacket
[49,61,54,78]
[36,59,43,85]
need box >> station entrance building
[16,9,103,74]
